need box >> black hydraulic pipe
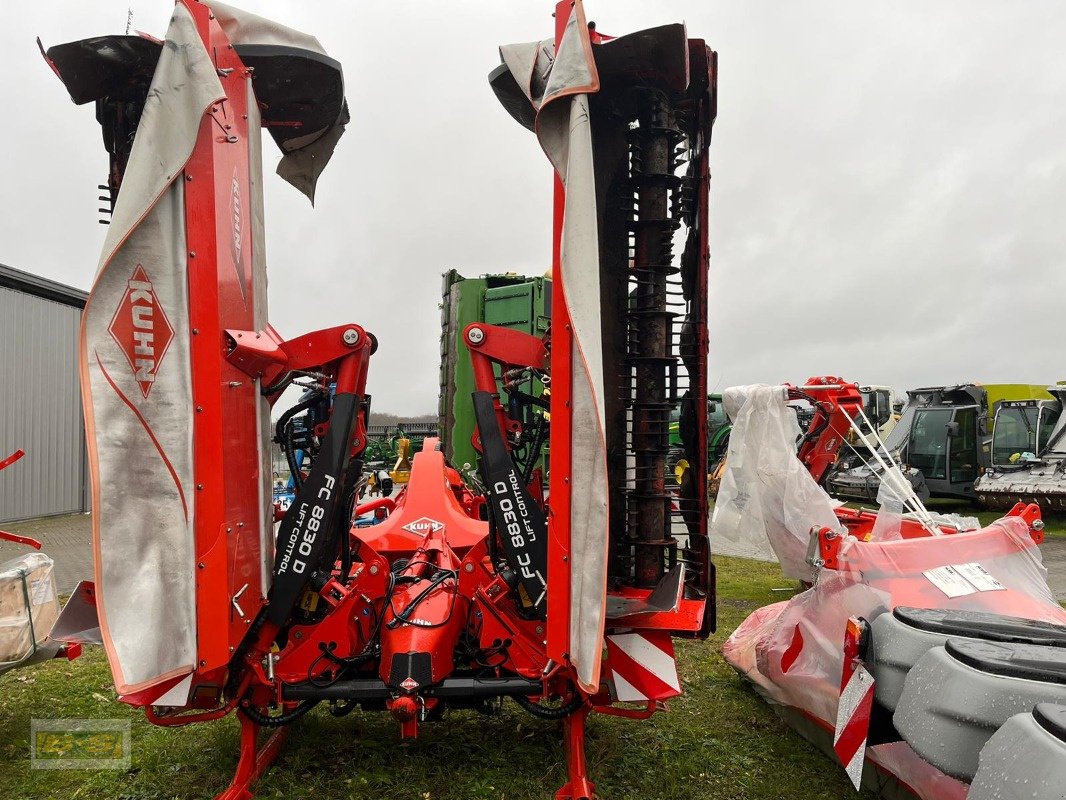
[283,678,389,701]
[282,676,541,702]
[424,677,541,698]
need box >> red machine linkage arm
[226,323,374,401]
[0,450,40,548]
[789,376,864,485]
[462,322,549,450]
[0,530,42,549]
[0,448,25,471]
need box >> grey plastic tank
[893,639,1066,781]
[969,704,1066,800]
[869,606,1066,711]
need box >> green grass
[0,557,873,800]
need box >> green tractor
[669,394,730,486]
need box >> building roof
[0,263,88,309]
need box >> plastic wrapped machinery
[0,552,60,669]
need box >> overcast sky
[4,2,1064,414]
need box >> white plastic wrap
[722,515,1066,800]
[0,552,59,669]
[869,469,980,541]
[710,385,842,581]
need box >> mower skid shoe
[556,704,596,800]
[214,712,289,800]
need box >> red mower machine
[44,2,716,797]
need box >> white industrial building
[0,264,89,522]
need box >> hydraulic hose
[274,390,324,491]
[240,697,320,728]
[513,694,584,720]
[521,414,548,485]
[285,426,303,490]
[261,370,293,397]
[273,390,324,447]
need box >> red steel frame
[0,450,36,546]
[542,7,718,796]
[183,7,263,680]
[138,6,378,786]
[463,322,549,451]
[547,168,572,666]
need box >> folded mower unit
[45,2,717,798]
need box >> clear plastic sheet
[710,385,842,581]
[870,479,905,541]
[711,384,983,571]
[926,512,980,532]
[871,478,980,541]
[722,516,1066,799]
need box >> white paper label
[954,562,1005,592]
[924,562,1005,597]
[923,565,978,598]
[29,577,55,606]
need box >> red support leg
[555,704,596,800]
[214,712,289,800]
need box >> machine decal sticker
[954,562,1005,592]
[230,167,248,302]
[269,393,361,626]
[401,517,444,537]
[472,392,548,615]
[107,265,174,399]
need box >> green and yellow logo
[31,719,130,770]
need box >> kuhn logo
[401,517,444,537]
[399,677,419,692]
[230,168,247,301]
[108,265,174,398]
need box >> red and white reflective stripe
[834,617,874,790]
[605,632,681,703]
[834,663,873,789]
